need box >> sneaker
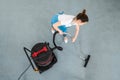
[51,28,55,34]
[64,37,68,43]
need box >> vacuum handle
[23,47,38,71]
[53,31,63,51]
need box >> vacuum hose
[53,31,63,51]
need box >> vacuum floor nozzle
[84,55,91,67]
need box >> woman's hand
[53,21,63,35]
[59,30,63,35]
[72,37,76,43]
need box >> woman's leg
[51,27,55,34]
[58,26,68,43]
[63,34,68,43]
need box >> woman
[51,9,89,43]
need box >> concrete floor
[0,0,120,80]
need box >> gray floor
[0,0,120,80]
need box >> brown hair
[76,9,89,22]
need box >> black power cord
[18,64,31,80]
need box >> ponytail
[82,9,86,14]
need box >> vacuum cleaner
[23,31,90,73]
[24,31,90,73]
[23,31,63,74]
[18,31,90,80]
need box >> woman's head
[75,9,89,26]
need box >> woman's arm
[53,21,63,35]
[72,25,80,42]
